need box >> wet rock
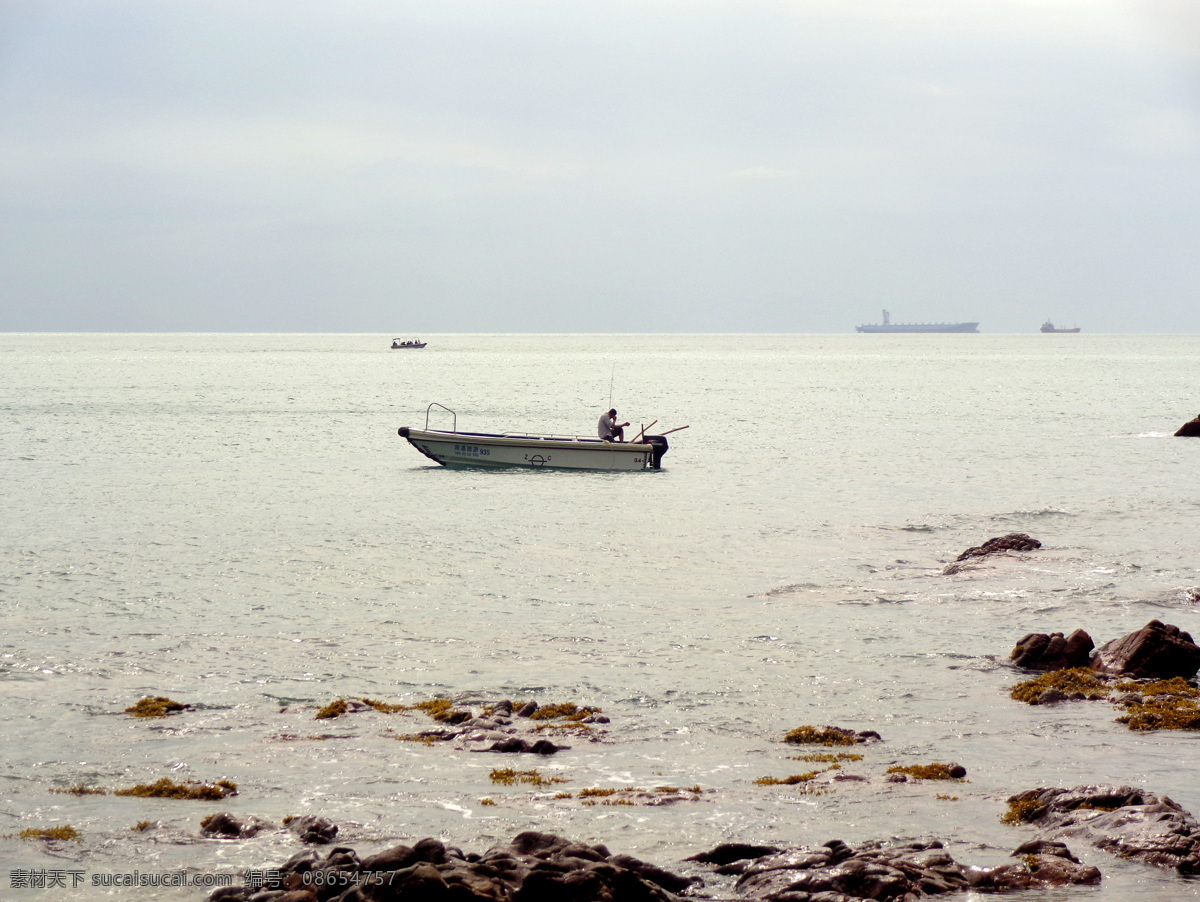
[731,839,970,899]
[1010,839,1080,861]
[685,843,780,866]
[516,700,539,717]
[200,812,271,838]
[692,837,1100,900]
[955,533,1042,561]
[209,889,248,901]
[1004,784,1200,872]
[479,737,568,754]
[285,815,338,845]
[1011,629,1094,670]
[210,831,696,902]
[1037,688,1069,704]
[1175,415,1200,437]
[969,850,1101,890]
[1090,620,1200,679]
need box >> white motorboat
[398,404,670,471]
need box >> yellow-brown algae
[50,784,106,795]
[1010,669,1110,704]
[784,726,859,746]
[125,697,189,718]
[885,763,966,781]
[315,699,349,720]
[755,771,820,786]
[21,826,80,842]
[113,778,237,800]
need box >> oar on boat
[632,420,658,444]
[657,425,689,437]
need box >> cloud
[0,0,1198,331]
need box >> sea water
[1,332,1198,900]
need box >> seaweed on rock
[754,771,820,786]
[1010,668,1112,704]
[314,699,349,720]
[886,762,967,781]
[20,826,80,842]
[113,778,237,800]
[50,784,106,796]
[1011,667,1200,731]
[783,725,877,746]
[125,696,189,718]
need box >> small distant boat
[856,310,979,333]
[391,338,427,349]
[398,404,675,471]
[1040,321,1080,333]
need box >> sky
[1,0,1198,333]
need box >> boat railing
[417,406,639,443]
[500,432,597,442]
[424,402,457,432]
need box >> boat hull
[398,428,666,471]
[856,323,979,333]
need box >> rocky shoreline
[208,828,1107,902]
[16,534,1200,901]
[198,773,1200,901]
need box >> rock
[207,889,247,902]
[731,839,971,900]
[1036,688,1069,705]
[969,850,1101,890]
[215,831,697,902]
[1004,784,1200,872]
[1010,839,1080,861]
[359,844,418,873]
[1090,620,1200,679]
[200,812,270,838]
[1011,630,1094,670]
[686,843,780,866]
[285,815,338,845]
[1175,415,1200,437]
[955,533,1042,561]
[479,737,568,754]
[690,837,1102,900]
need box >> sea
[2,332,1198,901]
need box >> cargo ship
[1040,321,1080,333]
[856,310,979,333]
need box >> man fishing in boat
[598,408,630,442]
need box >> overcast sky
[1,0,1198,333]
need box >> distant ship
[1040,321,1080,333]
[856,310,979,333]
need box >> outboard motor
[646,435,669,469]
